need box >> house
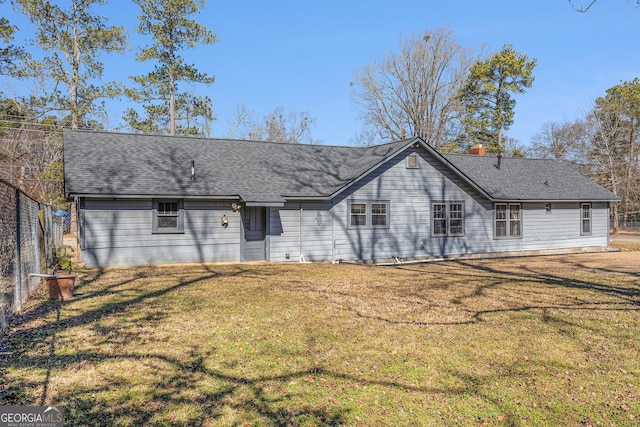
[63,129,620,268]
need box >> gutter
[66,193,243,200]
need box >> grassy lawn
[1,251,639,426]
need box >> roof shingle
[63,130,620,203]
[443,154,619,202]
[63,130,407,202]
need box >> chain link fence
[1,179,59,334]
[613,212,640,232]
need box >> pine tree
[13,0,127,129]
[458,44,536,152]
[124,0,217,136]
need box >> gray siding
[520,202,609,250]
[268,202,334,262]
[330,148,493,261]
[81,199,241,267]
[78,148,612,267]
[318,148,610,262]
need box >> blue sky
[4,0,640,147]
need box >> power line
[0,164,63,171]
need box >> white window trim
[581,202,592,235]
[370,202,389,228]
[348,200,390,229]
[406,153,419,169]
[349,201,367,228]
[494,202,522,239]
[431,202,465,237]
[152,199,185,234]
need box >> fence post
[38,208,46,274]
[14,188,21,313]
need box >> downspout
[607,202,611,247]
[265,207,271,261]
[331,198,335,263]
[299,204,306,263]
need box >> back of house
[63,130,620,267]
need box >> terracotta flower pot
[47,275,76,301]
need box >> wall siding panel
[81,199,241,267]
[268,203,334,262]
[324,149,611,262]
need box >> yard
[1,249,639,426]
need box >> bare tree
[532,80,640,232]
[232,106,319,144]
[503,136,531,158]
[569,0,640,13]
[531,120,589,165]
[226,105,253,139]
[586,106,627,232]
[352,27,479,149]
[348,127,379,147]
[0,96,63,204]
[589,80,640,230]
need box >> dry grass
[1,252,639,426]
[612,240,640,252]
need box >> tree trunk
[71,0,81,129]
[169,73,176,136]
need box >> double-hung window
[349,201,389,228]
[581,203,592,235]
[371,203,388,227]
[495,203,521,238]
[153,199,184,233]
[350,203,367,227]
[431,202,465,237]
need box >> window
[350,203,367,227]
[432,203,447,236]
[495,203,521,238]
[371,203,388,227]
[406,153,419,169]
[510,204,521,237]
[153,199,184,233]
[581,203,591,235]
[495,204,507,238]
[348,201,390,228]
[449,203,464,235]
[431,202,465,237]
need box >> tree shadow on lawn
[315,256,640,328]
[3,259,638,425]
[1,265,353,425]
[452,258,640,305]
[7,345,529,426]
[1,262,551,426]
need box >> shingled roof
[443,154,620,202]
[63,130,409,203]
[63,130,620,203]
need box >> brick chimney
[468,143,485,156]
